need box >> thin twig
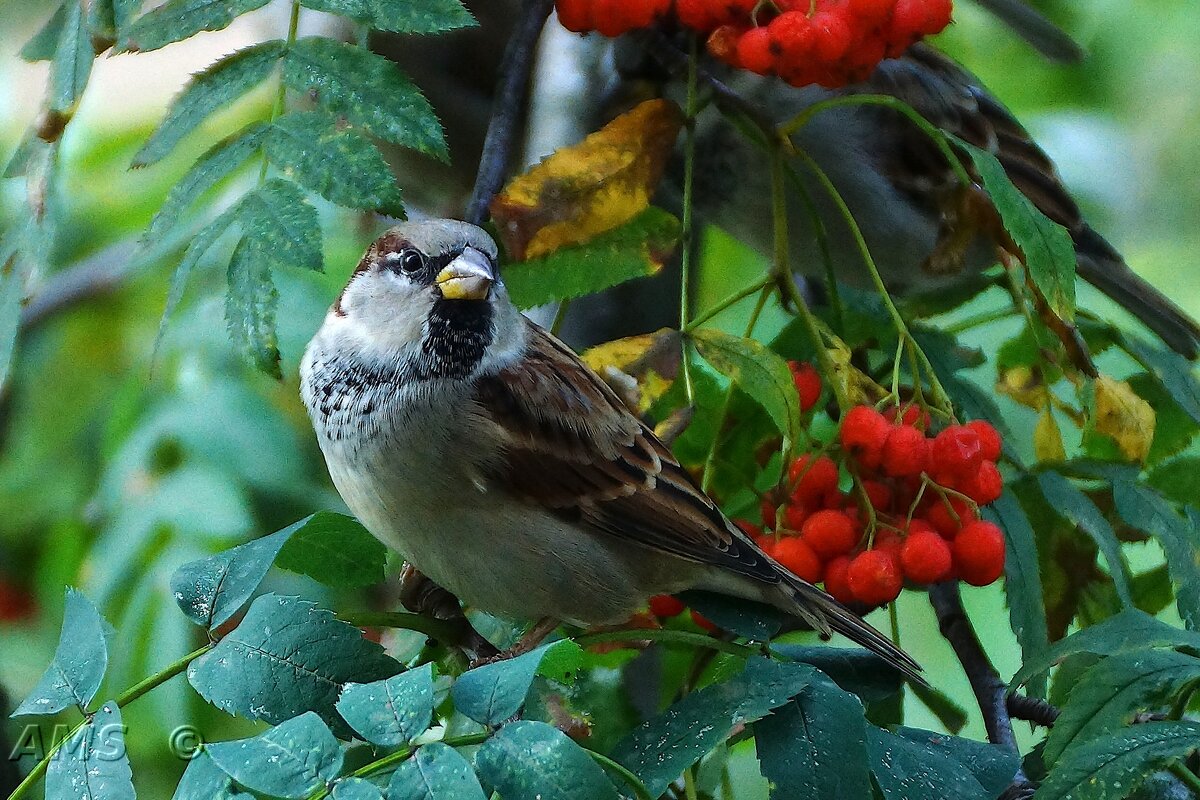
[464,0,554,226]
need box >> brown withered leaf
[1093,374,1156,463]
[490,99,684,260]
[582,328,681,414]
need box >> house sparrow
[300,219,919,678]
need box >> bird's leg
[398,564,499,661]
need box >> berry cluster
[555,0,952,88]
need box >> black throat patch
[418,299,494,379]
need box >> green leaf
[21,4,66,61]
[1127,374,1197,465]
[170,516,306,630]
[388,742,487,800]
[451,640,582,725]
[276,511,388,588]
[172,750,246,800]
[612,657,816,796]
[475,720,616,800]
[239,178,324,272]
[283,38,448,160]
[264,111,405,216]
[677,591,787,641]
[986,490,1051,697]
[1037,471,1134,607]
[50,0,94,113]
[959,141,1076,321]
[1109,479,1200,630]
[45,702,135,800]
[135,42,284,166]
[226,235,282,377]
[300,0,477,33]
[12,588,110,716]
[1120,334,1200,426]
[868,726,1000,800]
[502,207,680,309]
[145,124,268,246]
[693,327,801,447]
[188,594,401,735]
[337,663,434,746]
[1044,649,1200,767]
[892,727,1020,797]
[332,778,385,800]
[1148,458,1200,507]
[1033,721,1200,800]
[771,646,903,703]
[121,0,272,53]
[1010,608,1200,688]
[0,247,25,390]
[909,681,969,734]
[206,711,343,799]
[755,672,872,800]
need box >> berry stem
[684,275,774,332]
[258,0,301,182]
[679,34,701,406]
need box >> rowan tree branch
[464,0,554,226]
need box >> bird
[299,219,920,679]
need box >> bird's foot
[468,616,559,669]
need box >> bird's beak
[436,247,494,301]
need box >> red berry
[847,549,903,605]
[823,555,856,604]
[676,0,718,31]
[736,26,775,74]
[840,406,890,470]
[966,420,1002,462]
[953,521,1006,586]
[0,581,35,622]
[555,0,593,32]
[931,425,984,481]
[923,0,953,32]
[959,460,1003,505]
[761,497,778,528]
[789,454,840,507]
[925,497,976,539]
[811,11,853,63]
[789,360,823,412]
[884,404,929,428]
[881,424,930,478]
[769,11,816,61]
[861,480,894,512]
[773,537,824,582]
[847,0,893,25]
[690,609,719,632]
[801,509,859,558]
[900,530,953,584]
[783,502,811,531]
[735,518,764,539]
[874,530,904,561]
[649,594,686,617]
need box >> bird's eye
[398,249,424,274]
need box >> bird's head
[326,219,522,379]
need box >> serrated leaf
[1037,471,1134,607]
[1092,375,1156,463]
[1035,408,1067,462]
[756,673,872,800]
[503,207,679,309]
[206,712,342,799]
[1033,721,1200,800]
[170,516,306,630]
[475,720,616,800]
[1010,608,1200,688]
[1148,458,1200,506]
[45,702,135,800]
[188,594,401,736]
[145,122,269,245]
[50,0,94,113]
[135,42,284,166]
[985,491,1050,697]
[21,4,67,61]
[0,247,25,390]
[771,645,903,702]
[172,750,247,800]
[693,328,801,447]
[121,0,272,53]
[388,742,487,800]
[226,235,281,377]
[451,640,582,725]
[283,38,447,160]
[612,657,816,796]
[300,0,477,33]
[1109,480,1200,630]
[678,591,787,641]
[276,511,388,588]
[332,778,385,800]
[1120,334,1200,426]
[1126,375,1197,465]
[13,588,110,716]
[868,726,1000,800]
[264,111,404,216]
[891,727,1020,797]
[337,664,434,746]
[1044,649,1200,767]
[960,140,1076,321]
[239,178,324,271]
[909,681,969,734]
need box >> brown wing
[473,318,780,585]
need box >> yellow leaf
[582,329,681,413]
[1034,408,1067,462]
[997,366,1049,411]
[490,99,684,260]
[1093,375,1156,463]
[825,341,886,407]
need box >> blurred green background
[0,0,1197,796]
